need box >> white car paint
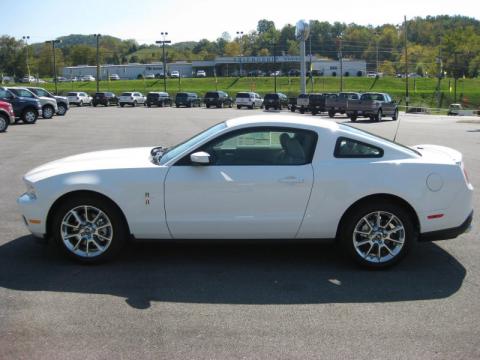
[236,92,263,109]
[18,116,473,263]
[67,92,92,106]
[118,92,146,106]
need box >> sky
[4,0,480,45]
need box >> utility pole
[236,31,244,77]
[93,34,101,92]
[272,39,277,92]
[22,36,30,81]
[375,33,379,74]
[45,39,62,95]
[404,15,409,111]
[454,52,458,103]
[156,32,171,92]
[337,35,343,92]
[309,34,313,93]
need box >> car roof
[225,115,339,131]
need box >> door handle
[278,176,304,184]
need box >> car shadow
[0,235,466,309]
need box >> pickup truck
[346,92,398,122]
[325,92,362,118]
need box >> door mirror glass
[190,151,210,165]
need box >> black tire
[392,109,398,121]
[57,103,67,116]
[176,104,179,108]
[250,103,254,109]
[93,103,97,107]
[206,104,210,109]
[51,193,128,264]
[42,105,54,119]
[0,114,9,132]
[147,103,151,108]
[328,110,335,118]
[375,109,382,122]
[132,101,137,107]
[22,108,38,124]
[290,106,296,113]
[237,105,241,109]
[265,106,270,111]
[300,108,305,114]
[279,105,282,110]
[78,101,83,107]
[120,103,125,108]
[339,200,417,269]
[350,114,357,122]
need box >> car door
[164,127,317,239]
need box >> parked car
[0,100,15,132]
[18,116,474,268]
[56,76,68,82]
[20,75,36,83]
[196,70,206,78]
[67,92,92,106]
[447,103,479,116]
[309,93,328,115]
[144,74,155,79]
[109,74,120,81]
[295,93,310,114]
[146,92,172,107]
[288,69,301,76]
[203,91,233,108]
[346,92,398,122]
[28,87,69,116]
[175,92,201,108]
[8,87,58,119]
[0,87,41,124]
[170,71,180,78]
[80,75,95,82]
[93,92,118,107]
[325,92,362,118]
[118,92,146,107]
[264,93,288,110]
[235,92,263,109]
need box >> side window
[0,89,8,99]
[192,128,317,166]
[334,137,383,158]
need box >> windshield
[205,92,219,98]
[176,93,188,98]
[158,122,227,165]
[121,92,132,96]
[264,94,279,100]
[340,124,421,156]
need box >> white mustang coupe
[18,116,473,268]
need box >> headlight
[25,182,37,199]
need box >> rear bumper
[419,211,473,241]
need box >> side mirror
[190,151,210,165]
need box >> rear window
[148,93,159,98]
[176,93,188,98]
[298,94,309,99]
[121,92,132,96]
[236,93,251,98]
[309,94,324,101]
[205,92,219,98]
[67,92,77,96]
[95,93,105,96]
[264,94,279,100]
[334,137,383,158]
[360,93,384,101]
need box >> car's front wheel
[0,114,9,132]
[22,109,38,124]
[52,194,128,263]
[57,103,67,116]
[340,201,416,269]
[42,105,54,119]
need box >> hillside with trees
[1,15,479,78]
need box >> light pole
[375,32,379,75]
[271,38,277,92]
[45,39,62,95]
[337,35,343,92]
[309,33,313,93]
[403,16,409,111]
[22,36,30,81]
[236,31,243,76]
[93,34,101,92]
[156,32,171,92]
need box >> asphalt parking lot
[0,107,479,359]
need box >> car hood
[54,95,68,101]
[25,147,157,182]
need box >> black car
[264,93,288,110]
[92,92,118,107]
[0,87,41,124]
[146,92,172,107]
[309,93,327,115]
[203,91,233,108]
[175,92,201,108]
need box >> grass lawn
[16,76,480,109]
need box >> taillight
[461,162,470,185]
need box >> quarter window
[334,137,383,158]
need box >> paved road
[0,107,479,359]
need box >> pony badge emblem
[145,192,150,205]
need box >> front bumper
[17,192,46,238]
[419,211,473,241]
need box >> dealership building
[62,56,366,79]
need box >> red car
[0,100,15,132]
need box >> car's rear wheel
[22,109,38,124]
[375,109,383,122]
[300,108,305,114]
[120,103,124,108]
[57,103,67,116]
[42,105,54,119]
[0,114,9,132]
[52,194,128,263]
[340,201,416,269]
[78,101,83,107]
[328,110,335,118]
[350,114,357,122]
[132,101,137,107]
[237,105,241,109]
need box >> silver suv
[27,87,69,116]
[235,92,263,109]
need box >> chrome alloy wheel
[352,211,405,263]
[61,205,113,258]
[24,111,36,123]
